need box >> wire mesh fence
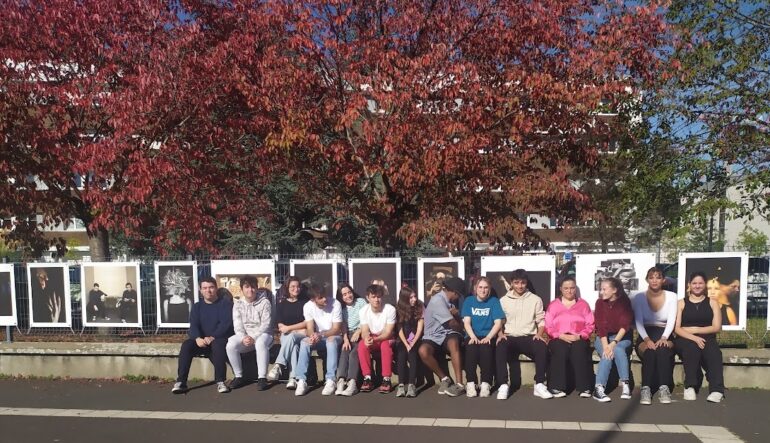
[1,251,767,347]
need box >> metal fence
[2,251,768,347]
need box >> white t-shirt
[303,299,343,333]
[359,304,396,335]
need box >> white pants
[226,333,273,379]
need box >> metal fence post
[4,326,11,343]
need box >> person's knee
[418,344,431,360]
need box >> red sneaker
[360,379,375,392]
[379,380,392,394]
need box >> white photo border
[154,261,199,328]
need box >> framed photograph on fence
[480,255,556,309]
[0,264,17,326]
[575,253,656,310]
[290,259,338,300]
[678,252,749,332]
[27,263,71,327]
[210,259,275,301]
[417,257,465,303]
[81,262,141,327]
[348,258,401,306]
[155,261,198,328]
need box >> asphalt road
[0,379,764,443]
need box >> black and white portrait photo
[417,257,465,303]
[678,252,748,331]
[0,264,16,326]
[348,258,400,305]
[210,259,275,301]
[290,259,338,300]
[155,261,198,327]
[81,262,142,327]
[27,263,71,327]
[575,253,656,310]
[481,256,556,309]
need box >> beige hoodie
[500,290,545,337]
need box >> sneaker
[216,381,230,393]
[395,384,406,397]
[229,377,246,390]
[286,378,297,390]
[658,385,672,404]
[497,383,510,400]
[466,382,478,398]
[579,390,592,398]
[640,386,652,405]
[683,387,697,401]
[342,379,358,397]
[593,385,611,403]
[445,383,465,397]
[437,377,452,395]
[479,382,492,398]
[267,364,282,381]
[294,379,308,396]
[379,380,392,394]
[550,389,566,398]
[706,392,724,403]
[322,379,336,396]
[257,378,268,391]
[620,381,632,399]
[335,378,347,396]
[534,383,554,399]
[171,382,187,394]
[360,378,375,393]
[406,384,417,398]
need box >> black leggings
[635,326,674,389]
[548,338,593,392]
[396,340,420,385]
[464,337,494,384]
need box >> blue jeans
[296,335,342,382]
[594,334,632,387]
[275,332,305,378]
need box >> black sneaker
[257,378,269,391]
[229,377,246,390]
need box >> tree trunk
[88,227,110,262]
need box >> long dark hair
[396,286,423,328]
[335,284,361,305]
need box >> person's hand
[449,306,459,317]
[351,330,361,342]
[364,335,374,346]
[468,337,479,345]
[203,336,214,346]
[533,334,547,342]
[643,337,657,350]
[242,336,255,347]
[496,335,507,345]
[342,340,351,351]
[195,337,207,347]
[692,336,706,349]
[48,295,62,322]
[655,338,671,349]
[278,324,289,334]
[480,336,491,345]
[405,342,413,352]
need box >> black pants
[548,338,593,392]
[495,335,548,386]
[177,338,228,384]
[635,326,674,389]
[396,340,420,385]
[464,338,494,384]
[674,335,724,394]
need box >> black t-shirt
[276,298,305,326]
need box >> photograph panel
[81,263,141,327]
[0,264,16,326]
[27,263,71,327]
[349,259,400,306]
[155,261,198,327]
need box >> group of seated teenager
[170,267,725,404]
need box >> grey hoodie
[233,293,272,338]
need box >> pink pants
[357,336,394,377]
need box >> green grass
[717,317,769,348]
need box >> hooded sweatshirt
[500,290,545,337]
[233,292,272,338]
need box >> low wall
[1,342,769,388]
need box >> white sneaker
[267,364,282,381]
[216,381,230,393]
[620,381,632,399]
[496,384,509,400]
[479,382,492,398]
[294,379,308,396]
[286,378,297,390]
[322,379,336,396]
[466,382,477,398]
[335,378,347,395]
[342,379,358,397]
[684,387,697,401]
[707,392,724,403]
[534,383,554,399]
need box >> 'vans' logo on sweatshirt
[471,307,490,316]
